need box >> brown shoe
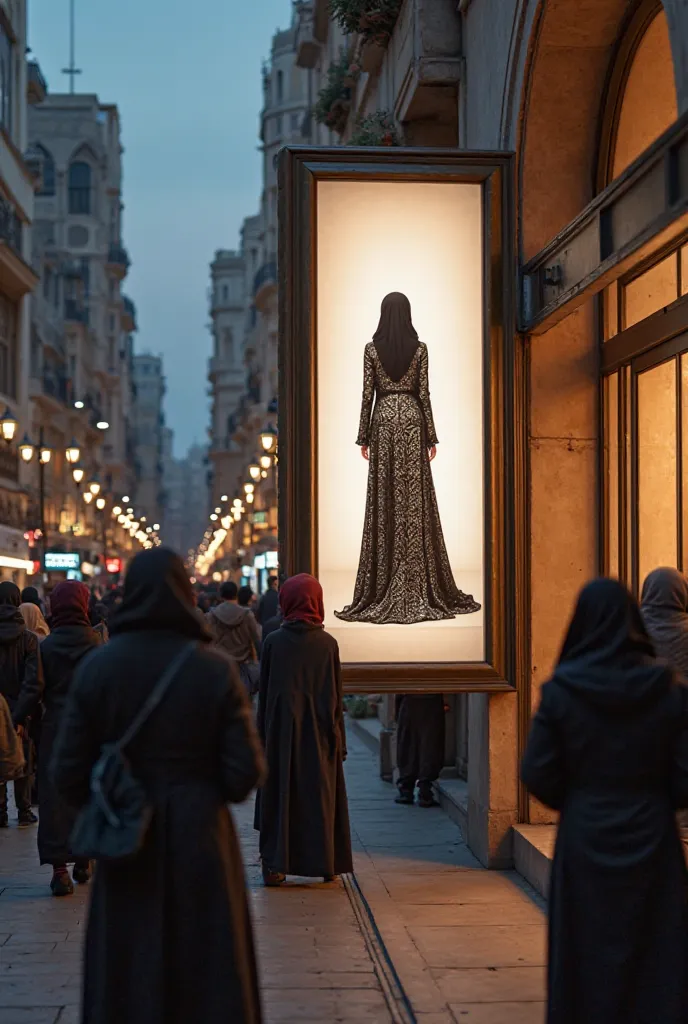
[262,864,285,887]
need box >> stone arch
[508,0,684,262]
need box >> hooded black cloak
[51,548,265,1024]
[641,566,688,681]
[0,581,42,727]
[521,578,688,1024]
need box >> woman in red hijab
[254,574,352,885]
[38,581,104,896]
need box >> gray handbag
[70,643,195,863]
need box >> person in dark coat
[394,694,445,806]
[521,578,688,1024]
[38,581,104,896]
[256,576,279,626]
[0,581,42,827]
[260,611,282,652]
[255,573,352,886]
[641,566,688,679]
[51,548,266,1024]
[21,585,45,615]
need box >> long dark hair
[372,292,420,382]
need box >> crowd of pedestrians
[2,554,688,1022]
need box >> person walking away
[255,573,352,886]
[641,566,688,678]
[521,577,688,1024]
[0,581,42,827]
[51,548,265,1024]
[238,585,256,614]
[206,581,261,695]
[21,585,45,615]
[395,694,445,806]
[256,576,279,627]
[20,601,50,639]
[38,581,105,896]
[0,692,25,784]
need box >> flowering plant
[349,110,401,147]
[329,0,403,46]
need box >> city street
[0,729,546,1024]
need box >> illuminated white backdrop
[316,180,484,664]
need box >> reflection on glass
[683,355,688,574]
[624,254,678,329]
[682,246,688,297]
[638,359,677,588]
[605,373,619,577]
[625,365,632,582]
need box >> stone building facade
[27,92,140,569]
[131,353,166,528]
[0,1,39,587]
[290,0,688,876]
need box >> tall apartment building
[131,354,165,527]
[0,2,38,587]
[203,5,308,564]
[28,91,138,566]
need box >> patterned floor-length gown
[335,342,480,625]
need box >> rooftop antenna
[61,0,82,93]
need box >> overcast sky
[28,0,291,456]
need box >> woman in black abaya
[521,578,688,1024]
[51,549,265,1024]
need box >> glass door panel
[604,372,620,577]
[637,358,678,588]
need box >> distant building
[131,354,165,527]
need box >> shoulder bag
[70,642,195,864]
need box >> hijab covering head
[111,547,207,640]
[0,581,21,607]
[19,602,49,638]
[641,566,688,679]
[279,573,325,627]
[372,292,420,382]
[553,577,669,708]
[21,586,42,609]
[50,581,91,628]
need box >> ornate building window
[36,144,55,196]
[68,161,92,215]
[0,293,18,399]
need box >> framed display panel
[278,148,523,692]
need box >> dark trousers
[0,776,32,816]
[396,695,445,796]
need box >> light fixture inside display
[65,440,81,464]
[72,466,84,484]
[18,435,34,462]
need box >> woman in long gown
[335,291,479,625]
[51,549,265,1024]
[521,578,688,1024]
[255,573,352,886]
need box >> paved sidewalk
[347,733,547,1023]
[0,728,547,1024]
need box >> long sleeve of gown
[418,344,439,446]
[219,667,266,804]
[355,344,375,446]
[520,684,566,810]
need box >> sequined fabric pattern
[335,342,481,625]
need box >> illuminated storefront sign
[105,557,123,574]
[44,552,80,571]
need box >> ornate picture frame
[278,147,523,693]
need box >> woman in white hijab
[19,602,50,640]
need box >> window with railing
[68,161,92,215]
[0,293,18,399]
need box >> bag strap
[116,642,195,752]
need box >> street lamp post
[18,428,53,573]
